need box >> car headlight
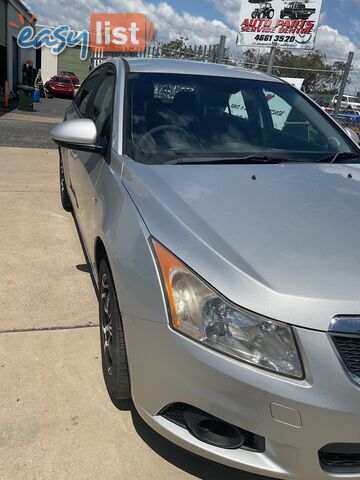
[153,239,303,379]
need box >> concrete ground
[0,146,267,480]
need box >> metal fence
[92,42,225,67]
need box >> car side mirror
[344,127,360,145]
[51,119,103,153]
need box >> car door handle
[92,196,98,204]
[70,149,79,159]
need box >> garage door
[58,47,90,85]
[0,0,6,47]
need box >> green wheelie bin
[18,85,35,111]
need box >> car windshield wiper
[317,152,360,164]
[165,155,293,165]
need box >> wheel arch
[95,236,109,276]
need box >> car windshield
[125,73,359,164]
[349,96,360,103]
[54,76,71,84]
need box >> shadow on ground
[76,263,92,273]
[72,214,99,296]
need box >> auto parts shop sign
[236,0,324,49]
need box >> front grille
[162,402,188,428]
[160,402,265,453]
[319,444,360,473]
[331,335,360,384]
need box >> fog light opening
[183,408,245,450]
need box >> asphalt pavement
[0,98,71,149]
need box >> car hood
[122,161,360,331]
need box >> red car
[60,70,80,87]
[45,76,75,99]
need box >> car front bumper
[124,314,360,480]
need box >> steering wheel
[138,124,202,153]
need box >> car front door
[74,65,116,255]
[64,67,104,215]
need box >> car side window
[88,67,116,144]
[74,68,104,117]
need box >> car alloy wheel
[59,156,72,211]
[60,161,66,196]
[100,273,113,375]
[98,259,131,401]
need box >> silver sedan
[52,58,360,480]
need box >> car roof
[108,58,284,83]
[53,75,71,81]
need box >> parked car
[280,1,316,19]
[332,94,360,111]
[60,70,80,87]
[251,2,275,19]
[341,108,360,116]
[52,58,360,480]
[329,109,360,132]
[45,75,75,99]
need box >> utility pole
[267,45,276,74]
[334,51,354,119]
[216,35,227,64]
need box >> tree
[161,36,189,51]
[325,61,347,94]
[242,49,266,70]
[241,48,348,94]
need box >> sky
[23,0,360,65]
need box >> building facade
[41,45,91,85]
[0,0,37,93]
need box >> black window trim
[74,62,117,161]
[122,58,130,156]
[73,65,105,118]
[93,63,117,161]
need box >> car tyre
[59,155,72,212]
[99,259,131,401]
